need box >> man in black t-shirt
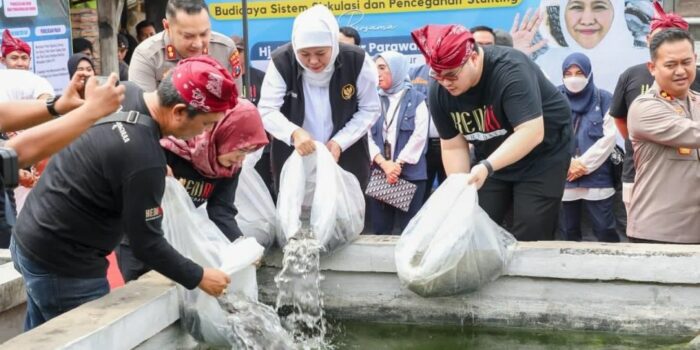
[411,24,572,241]
[11,57,238,330]
[609,10,698,213]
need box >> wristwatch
[479,159,494,177]
[45,95,62,117]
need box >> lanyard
[382,90,406,139]
[382,91,406,159]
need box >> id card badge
[383,141,392,160]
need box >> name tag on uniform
[678,147,692,155]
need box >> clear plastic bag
[160,178,265,347]
[276,142,364,254]
[235,148,278,250]
[395,174,517,297]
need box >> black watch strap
[46,95,62,117]
[479,159,494,177]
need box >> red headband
[2,29,31,57]
[171,56,238,113]
[650,1,689,32]
[411,24,474,74]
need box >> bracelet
[479,159,494,177]
[46,95,62,117]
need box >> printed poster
[1,0,71,94]
[207,0,657,91]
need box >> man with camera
[11,56,237,330]
[0,71,125,248]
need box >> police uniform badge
[165,45,177,60]
[229,50,241,78]
[342,84,355,100]
[660,90,674,101]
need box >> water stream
[274,228,329,349]
[270,203,330,348]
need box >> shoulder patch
[145,206,163,221]
[229,50,241,78]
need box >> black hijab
[67,53,95,79]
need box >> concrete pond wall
[1,237,700,349]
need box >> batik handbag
[365,167,417,212]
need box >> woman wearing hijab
[368,51,428,235]
[66,53,95,99]
[558,53,619,242]
[116,99,269,282]
[536,0,649,90]
[258,5,381,191]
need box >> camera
[0,147,18,189]
[94,75,120,87]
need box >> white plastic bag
[234,148,277,250]
[276,142,364,254]
[395,174,517,297]
[160,178,264,347]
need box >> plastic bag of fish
[395,174,516,297]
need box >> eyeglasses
[429,62,466,82]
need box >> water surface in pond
[329,321,691,350]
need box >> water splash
[274,223,329,349]
[216,293,296,350]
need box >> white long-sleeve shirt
[562,113,617,201]
[257,54,381,151]
[368,89,429,165]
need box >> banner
[207,0,655,91]
[0,0,72,94]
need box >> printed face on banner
[563,0,614,49]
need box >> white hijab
[536,0,648,91]
[291,5,340,87]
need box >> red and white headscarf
[1,29,30,57]
[650,0,689,32]
[171,56,238,113]
[161,99,269,178]
[411,24,474,74]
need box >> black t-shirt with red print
[13,82,203,289]
[166,150,242,242]
[429,45,572,181]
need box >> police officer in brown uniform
[627,29,700,244]
[129,0,242,92]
